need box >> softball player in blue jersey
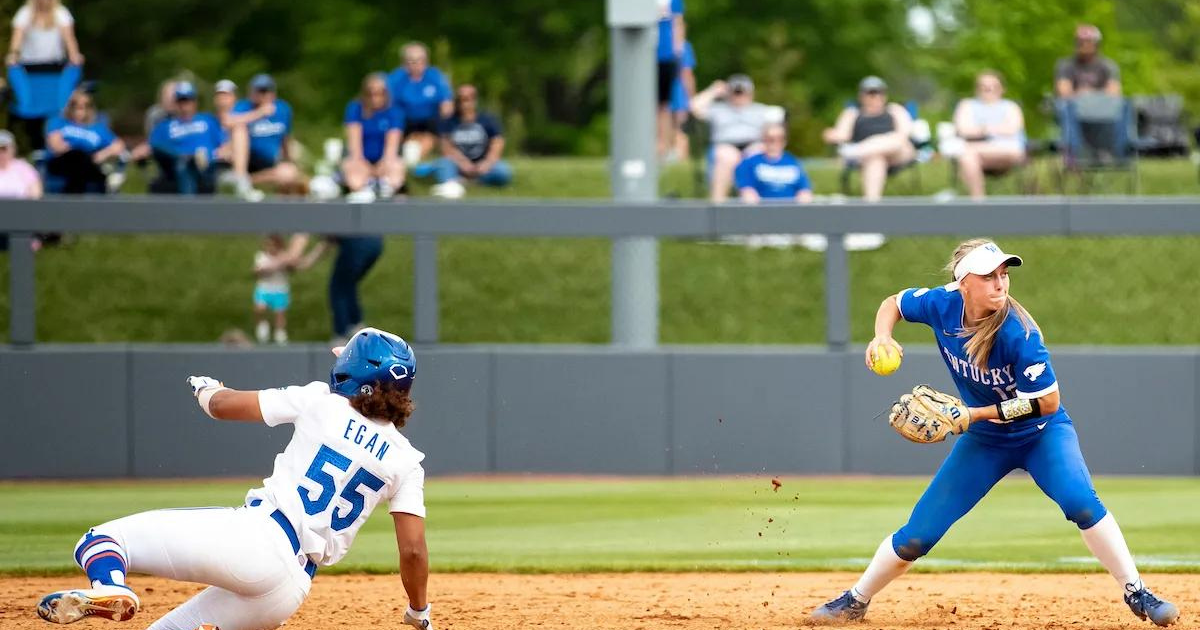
[812,239,1179,627]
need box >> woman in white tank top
[952,71,1025,200]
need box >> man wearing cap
[823,76,915,202]
[1052,25,1128,166]
[226,74,304,200]
[388,42,453,166]
[148,81,225,195]
[690,74,782,202]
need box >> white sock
[1080,512,1141,592]
[851,535,913,603]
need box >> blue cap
[250,73,276,92]
[173,81,197,100]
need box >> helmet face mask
[329,328,416,398]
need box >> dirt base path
[2,573,1194,630]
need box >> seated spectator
[6,0,83,151]
[342,72,405,202]
[0,129,42,251]
[822,76,914,202]
[149,81,225,195]
[227,74,305,200]
[388,41,452,165]
[213,79,237,126]
[129,80,176,166]
[735,123,812,204]
[690,74,778,202]
[1053,24,1129,165]
[950,71,1025,200]
[44,89,124,193]
[431,83,511,197]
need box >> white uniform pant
[92,506,312,630]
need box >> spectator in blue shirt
[735,123,812,204]
[149,81,225,195]
[388,41,453,166]
[44,89,124,193]
[655,0,685,157]
[342,72,405,202]
[668,40,696,160]
[431,83,511,197]
[226,74,305,200]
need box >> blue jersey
[669,41,695,113]
[387,66,452,123]
[439,113,502,162]
[734,152,812,198]
[898,285,1065,434]
[233,98,292,161]
[344,100,404,163]
[149,113,224,161]
[46,116,116,154]
[656,0,684,61]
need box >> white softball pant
[91,505,312,630]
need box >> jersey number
[991,384,1018,401]
[297,445,386,531]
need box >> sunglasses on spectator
[764,134,786,142]
[862,89,884,95]
[456,93,477,102]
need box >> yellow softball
[871,343,902,376]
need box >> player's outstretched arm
[394,512,433,629]
[186,376,265,423]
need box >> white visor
[947,242,1022,289]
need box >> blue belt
[248,499,317,579]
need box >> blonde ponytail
[945,239,1041,369]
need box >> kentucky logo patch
[1023,363,1046,382]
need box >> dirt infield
[3,572,1195,629]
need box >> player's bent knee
[1065,501,1106,530]
[892,530,938,561]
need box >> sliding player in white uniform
[37,327,436,630]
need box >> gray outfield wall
[2,345,1197,478]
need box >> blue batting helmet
[329,327,416,398]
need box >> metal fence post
[824,234,849,350]
[8,233,35,346]
[608,0,659,348]
[413,236,438,343]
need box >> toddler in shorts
[253,234,292,344]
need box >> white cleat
[37,585,139,623]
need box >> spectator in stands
[735,123,812,204]
[149,81,225,195]
[0,129,41,198]
[690,74,779,203]
[130,80,176,163]
[342,72,405,202]
[951,70,1025,200]
[388,42,452,166]
[431,83,511,197]
[668,40,696,161]
[44,89,124,193]
[213,79,237,127]
[252,234,293,345]
[655,0,685,158]
[1053,25,1127,165]
[227,74,305,200]
[6,0,83,151]
[822,76,914,202]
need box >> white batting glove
[403,604,433,630]
[187,375,223,397]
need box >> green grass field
[2,477,1198,575]
[1,157,1199,344]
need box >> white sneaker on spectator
[843,233,887,251]
[255,321,270,344]
[194,148,209,171]
[376,181,395,200]
[798,234,828,252]
[345,188,376,204]
[105,171,126,193]
[431,181,466,199]
[273,329,288,345]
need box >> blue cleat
[1125,584,1179,627]
[36,585,139,624]
[810,590,869,623]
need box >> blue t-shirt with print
[344,100,404,163]
[149,113,224,160]
[46,116,116,154]
[232,98,292,161]
[734,152,811,198]
[656,0,684,61]
[897,284,1067,437]
[387,66,452,124]
[439,113,503,162]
